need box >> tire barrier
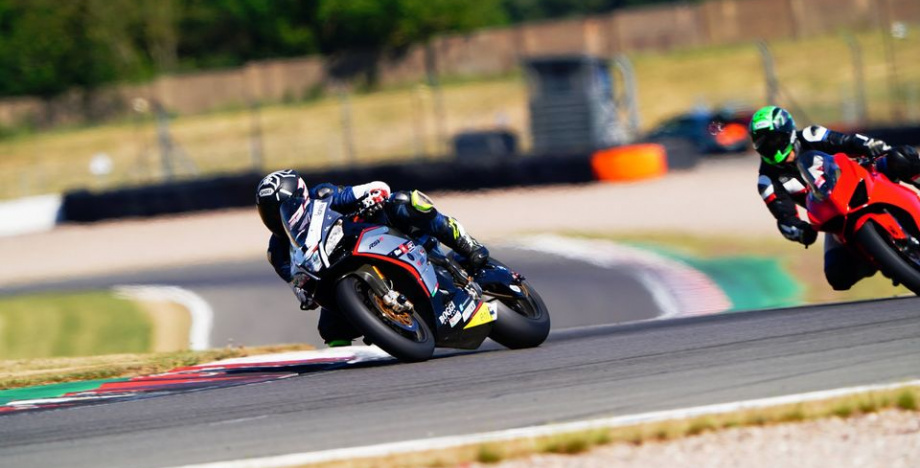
[60,153,599,223]
[60,145,687,223]
[590,144,668,182]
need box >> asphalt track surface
[0,247,661,348]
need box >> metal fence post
[338,85,356,164]
[844,34,868,124]
[249,100,264,171]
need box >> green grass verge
[0,291,152,359]
[0,344,314,391]
[2,25,918,200]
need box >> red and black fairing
[802,152,920,248]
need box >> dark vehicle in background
[452,130,518,161]
[645,109,752,154]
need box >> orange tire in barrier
[590,143,668,182]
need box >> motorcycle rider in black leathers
[750,105,920,290]
[256,169,490,346]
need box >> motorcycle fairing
[463,302,496,329]
[431,287,493,349]
[353,226,439,296]
[803,153,920,242]
[282,196,346,276]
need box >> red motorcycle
[800,150,920,294]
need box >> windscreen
[796,151,840,201]
[280,196,311,249]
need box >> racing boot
[436,216,490,275]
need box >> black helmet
[256,169,308,237]
[749,105,797,165]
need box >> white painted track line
[114,285,213,350]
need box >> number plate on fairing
[356,227,438,295]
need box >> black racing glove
[778,218,817,247]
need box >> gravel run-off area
[467,410,920,468]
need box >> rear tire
[854,220,920,294]
[488,281,551,349]
[335,276,435,362]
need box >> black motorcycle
[280,194,551,362]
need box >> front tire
[488,281,551,349]
[335,276,435,362]
[854,220,920,294]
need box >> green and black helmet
[749,106,797,165]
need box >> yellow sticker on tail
[463,302,495,329]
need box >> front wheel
[487,281,551,349]
[854,220,920,294]
[335,276,435,362]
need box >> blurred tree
[316,0,508,53]
[0,0,698,98]
[177,0,319,70]
[0,0,147,97]
[142,0,179,73]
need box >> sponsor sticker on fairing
[438,301,461,327]
[461,298,476,321]
[463,302,495,329]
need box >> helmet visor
[753,132,794,164]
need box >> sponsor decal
[460,297,476,321]
[509,285,522,293]
[259,188,274,197]
[463,302,495,329]
[368,238,382,249]
[391,241,415,257]
[438,301,461,327]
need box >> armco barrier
[60,153,600,223]
[0,194,62,236]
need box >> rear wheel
[335,276,435,362]
[854,220,920,294]
[487,280,551,349]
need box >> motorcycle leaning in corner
[799,147,920,293]
[279,192,551,362]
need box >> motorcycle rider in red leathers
[255,169,489,346]
[750,105,920,290]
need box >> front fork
[350,264,414,313]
